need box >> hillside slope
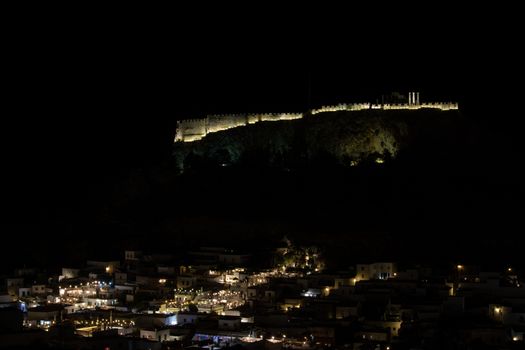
[173,109,464,171]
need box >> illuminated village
[2,93,523,350]
[1,236,523,349]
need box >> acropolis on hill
[174,92,458,143]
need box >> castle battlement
[174,92,458,143]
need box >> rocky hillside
[173,108,465,171]
[12,107,524,270]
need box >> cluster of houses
[1,244,524,349]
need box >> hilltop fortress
[174,92,458,143]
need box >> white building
[176,312,199,325]
[6,278,24,296]
[31,285,47,295]
[140,328,170,342]
[125,250,142,261]
[18,288,31,298]
[218,316,241,330]
[355,262,397,281]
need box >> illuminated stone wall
[310,102,459,115]
[174,113,303,142]
[174,119,207,142]
[174,95,458,143]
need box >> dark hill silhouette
[2,109,523,272]
[173,109,465,171]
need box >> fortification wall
[259,112,303,122]
[246,114,259,124]
[310,103,371,115]
[277,112,303,121]
[310,102,458,115]
[207,114,246,134]
[174,98,458,143]
[175,112,304,142]
[174,119,207,142]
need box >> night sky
[2,11,524,269]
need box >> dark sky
[1,9,524,267]
[7,33,518,183]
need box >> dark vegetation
[3,109,524,272]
